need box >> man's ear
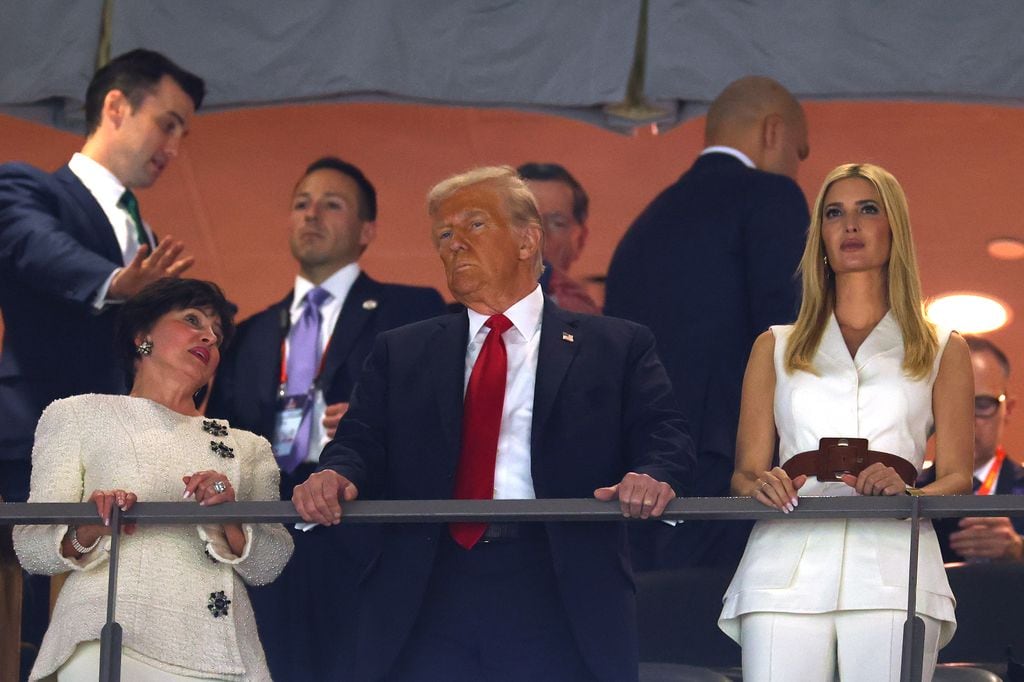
[103,89,131,129]
[762,113,784,151]
[576,222,590,254]
[519,222,542,261]
[359,220,378,248]
[1005,395,1017,420]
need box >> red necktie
[450,314,513,549]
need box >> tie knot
[485,314,513,335]
[118,189,138,213]
[305,287,332,308]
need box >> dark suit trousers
[249,462,359,681]
[387,531,596,682]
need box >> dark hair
[298,157,378,222]
[85,49,206,135]
[516,162,589,224]
[965,335,1011,378]
[115,279,237,378]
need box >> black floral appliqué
[208,590,231,617]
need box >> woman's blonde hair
[785,163,937,378]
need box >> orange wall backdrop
[2,100,1022,456]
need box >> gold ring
[758,480,768,491]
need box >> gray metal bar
[3,495,1024,525]
[98,505,122,682]
[900,494,924,682]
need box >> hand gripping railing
[4,494,1024,682]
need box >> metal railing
[4,494,1024,682]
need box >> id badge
[273,393,310,458]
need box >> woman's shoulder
[42,393,128,417]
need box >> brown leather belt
[782,437,918,486]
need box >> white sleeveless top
[719,312,956,646]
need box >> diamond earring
[136,339,153,356]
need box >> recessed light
[925,293,1011,333]
[987,237,1024,260]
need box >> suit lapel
[429,313,470,468]
[530,300,580,458]
[995,457,1015,495]
[321,272,380,386]
[54,165,123,263]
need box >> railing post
[900,494,924,682]
[98,505,122,682]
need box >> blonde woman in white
[720,163,973,681]
[15,279,293,681]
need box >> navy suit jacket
[318,300,695,682]
[207,271,446,445]
[0,163,127,466]
[605,153,808,493]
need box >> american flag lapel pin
[562,331,574,343]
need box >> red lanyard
[976,445,1007,496]
[278,335,333,390]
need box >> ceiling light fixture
[925,293,1011,334]
[987,237,1024,260]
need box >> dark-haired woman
[719,164,973,681]
[15,278,293,681]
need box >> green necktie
[118,189,153,251]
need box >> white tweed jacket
[14,395,294,681]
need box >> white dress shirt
[68,152,155,306]
[464,285,544,500]
[699,145,756,169]
[287,263,360,462]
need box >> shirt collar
[700,146,756,169]
[975,455,998,483]
[466,284,544,344]
[68,152,127,208]
[292,262,361,313]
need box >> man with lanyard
[207,156,445,680]
[922,336,1023,562]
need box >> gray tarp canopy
[2,0,1023,134]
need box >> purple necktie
[281,286,332,473]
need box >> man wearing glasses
[923,336,1023,562]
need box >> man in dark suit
[604,76,810,570]
[293,166,694,682]
[0,48,201,503]
[921,336,1023,563]
[518,162,601,315]
[0,48,202,678]
[206,156,445,680]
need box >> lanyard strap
[278,334,334,391]
[976,445,1007,496]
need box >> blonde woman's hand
[840,462,907,496]
[751,467,806,513]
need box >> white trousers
[739,610,941,682]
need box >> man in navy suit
[0,48,202,502]
[921,336,1024,562]
[0,48,202,678]
[207,156,445,680]
[294,166,694,682]
[604,76,810,571]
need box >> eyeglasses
[975,393,1006,418]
